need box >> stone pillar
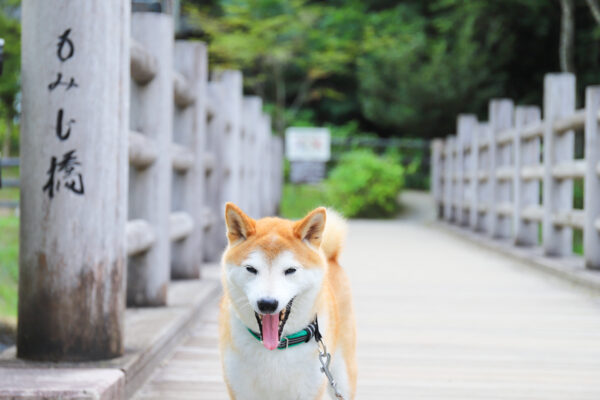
[584,87,600,269]
[457,115,477,227]
[171,41,208,279]
[219,71,243,207]
[513,106,541,246]
[18,0,130,361]
[242,96,262,218]
[128,12,173,306]
[444,136,456,222]
[489,99,514,238]
[203,81,225,262]
[271,135,284,215]
[542,74,575,257]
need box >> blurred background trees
[181,0,600,139]
[0,0,599,215]
[1,0,599,148]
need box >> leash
[313,318,345,400]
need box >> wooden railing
[16,2,282,361]
[431,73,600,271]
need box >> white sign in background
[285,127,331,162]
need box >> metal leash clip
[317,338,345,400]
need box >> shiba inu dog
[219,203,357,400]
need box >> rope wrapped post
[128,11,174,306]
[513,106,541,246]
[542,74,575,257]
[488,99,514,238]
[18,0,129,361]
[170,41,207,279]
[584,87,600,269]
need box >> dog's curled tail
[321,209,347,262]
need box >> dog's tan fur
[219,204,357,399]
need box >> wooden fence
[16,1,282,361]
[431,73,600,271]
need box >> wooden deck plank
[133,204,600,399]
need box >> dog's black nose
[257,298,279,314]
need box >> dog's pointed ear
[225,202,256,245]
[293,207,327,247]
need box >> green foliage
[325,149,404,218]
[186,0,358,133]
[0,215,18,320]
[0,1,21,156]
[280,183,328,220]
[0,166,18,202]
[183,0,593,139]
[0,2,20,118]
[281,150,406,219]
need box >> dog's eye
[284,268,296,275]
[245,266,258,274]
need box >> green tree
[183,0,600,139]
[185,0,359,134]
[0,0,20,157]
[356,1,554,138]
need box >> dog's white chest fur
[224,313,326,400]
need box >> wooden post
[489,99,514,238]
[457,115,477,227]
[514,106,541,246]
[171,41,207,279]
[128,12,173,306]
[584,87,600,269]
[543,74,575,257]
[18,0,129,361]
[444,136,456,222]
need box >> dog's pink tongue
[261,314,279,350]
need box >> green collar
[247,317,321,350]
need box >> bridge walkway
[133,192,600,399]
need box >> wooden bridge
[4,2,600,399]
[4,192,600,399]
[130,192,600,399]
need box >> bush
[0,215,19,321]
[325,149,404,218]
[280,183,328,219]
